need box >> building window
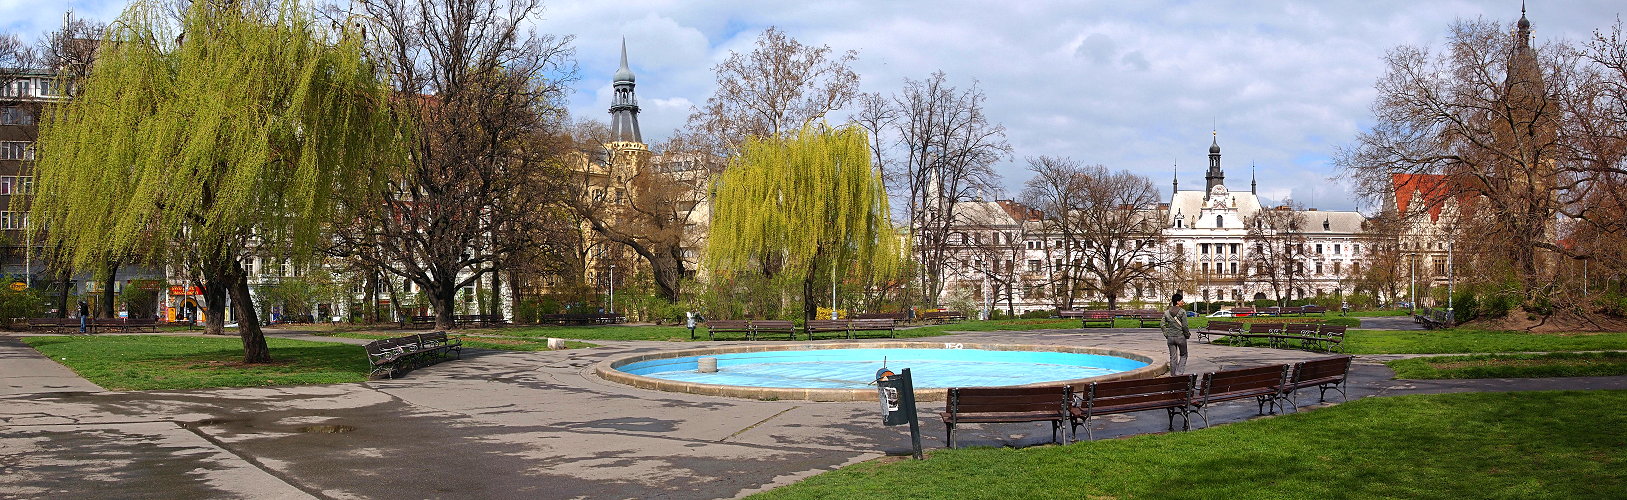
[1315,262,1324,274]
[1353,244,1360,255]
[1334,244,1341,254]
[1201,243,1210,255]
[1315,244,1323,254]
[0,177,12,195]
[0,211,24,230]
[1230,262,1237,274]
[1434,259,1447,276]
[0,106,33,125]
[0,142,33,161]
[1333,261,1342,274]
[1027,259,1040,272]
[0,79,28,97]
[1216,215,1223,227]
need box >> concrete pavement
[3,326,1624,499]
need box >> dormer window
[1216,215,1223,227]
[1323,219,1331,230]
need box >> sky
[5,0,1623,213]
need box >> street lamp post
[1447,242,1453,324]
[1409,253,1416,316]
[608,263,616,315]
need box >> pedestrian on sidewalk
[1161,293,1190,375]
[77,300,89,334]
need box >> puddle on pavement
[297,425,357,434]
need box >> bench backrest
[854,312,907,320]
[1078,374,1195,411]
[947,386,1070,416]
[1281,323,1321,336]
[1318,325,1348,336]
[1058,310,1084,318]
[1247,323,1281,334]
[1231,307,1256,314]
[851,318,895,329]
[753,320,796,330]
[1202,364,1288,397]
[1207,320,1243,332]
[1082,310,1115,319]
[1302,305,1327,313]
[417,331,450,346]
[1293,355,1353,383]
[365,336,420,356]
[805,320,848,330]
[707,320,751,329]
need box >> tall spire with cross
[1204,131,1224,200]
[609,38,642,143]
[1251,163,1257,195]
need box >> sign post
[875,367,923,459]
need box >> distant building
[933,134,1370,315]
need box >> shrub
[0,288,46,328]
[1596,292,1627,318]
[1020,309,1055,319]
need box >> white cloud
[6,0,1620,211]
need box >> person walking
[77,300,90,334]
[1161,293,1190,375]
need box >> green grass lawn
[22,335,368,390]
[1388,351,1627,379]
[310,331,596,351]
[1345,329,1627,354]
[756,390,1627,499]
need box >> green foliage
[119,285,161,318]
[1387,352,1627,379]
[1019,309,1055,319]
[22,335,367,390]
[707,124,902,319]
[0,288,47,326]
[1596,292,1627,317]
[32,0,400,270]
[755,391,1627,499]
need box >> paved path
[3,327,1624,499]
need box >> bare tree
[864,72,1010,307]
[1245,200,1310,305]
[339,0,577,330]
[1337,16,1618,297]
[1019,156,1089,309]
[686,26,858,154]
[1065,166,1171,309]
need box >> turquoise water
[617,348,1147,389]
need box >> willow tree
[31,1,399,362]
[707,125,900,323]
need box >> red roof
[1392,174,1476,222]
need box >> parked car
[1207,308,1252,318]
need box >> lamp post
[608,263,616,315]
[1409,252,1416,316]
[1446,242,1453,324]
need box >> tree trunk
[227,261,270,363]
[1106,294,1118,310]
[364,271,378,323]
[201,273,229,336]
[100,261,119,318]
[487,271,499,317]
[432,281,457,331]
[55,270,71,318]
[803,269,819,325]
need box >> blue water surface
[617,348,1147,389]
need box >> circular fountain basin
[595,342,1165,401]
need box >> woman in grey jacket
[1162,293,1190,375]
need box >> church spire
[1172,159,1179,197]
[609,38,642,143]
[1204,131,1224,200]
[1251,163,1257,195]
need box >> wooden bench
[805,320,851,340]
[704,320,753,340]
[1131,311,1163,328]
[408,315,436,328]
[363,331,462,379]
[28,317,73,333]
[854,312,908,323]
[1300,305,1328,316]
[1189,364,1291,427]
[1225,323,1286,348]
[1280,355,1353,409]
[1318,325,1349,353]
[1069,374,1197,441]
[941,385,1071,448]
[1196,320,1244,342]
[1077,310,1115,328]
[919,311,966,323]
[849,318,896,339]
[751,320,798,340]
[1276,323,1327,351]
[124,318,159,332]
